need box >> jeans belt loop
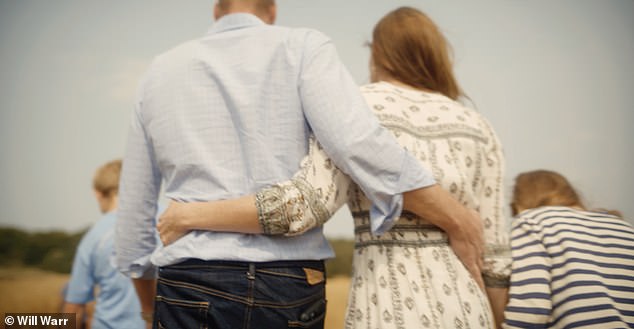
[247,263,256,280]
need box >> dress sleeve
[503,218,553,328]
[256,136,353,236]
[477,118,512,288]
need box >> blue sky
[1,1,632,238]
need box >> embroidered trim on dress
[355,239,449,249]
[376,113,489,143]
[256,177,331,236]
[256,185,289,235]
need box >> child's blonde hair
[511,170,621,217]
[93,159,122,198]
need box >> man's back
[118,13,336,271]
[143,14,311,198]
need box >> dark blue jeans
[153,259,327,329]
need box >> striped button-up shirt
[115,13,434,278]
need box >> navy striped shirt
[504,206,634,328]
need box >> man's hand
[403,184,485,290]
[447,209,485,290]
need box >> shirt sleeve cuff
[369,195,403,235]
[483,243,512,288]
[369,154,436,235]
[122,255,158,279]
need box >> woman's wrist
[186,202,215,231]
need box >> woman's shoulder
[361,82,491,139]
[360,81,478,116]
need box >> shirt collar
[208,13,266,35]
[104,210,117,217]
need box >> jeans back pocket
[156,295,209,329]
[287,299,327,328]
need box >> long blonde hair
[371,7,464,100]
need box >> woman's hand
[157,201,195,245]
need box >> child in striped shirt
[504,170,634,328]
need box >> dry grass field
[324,276,351,329]
[0,267,68,313]
[0,267,351,328]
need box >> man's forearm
[403,184,466,233]
[133,278,157,323]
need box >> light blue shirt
[116,13,435,279]
[66,211,144,329]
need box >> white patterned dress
[256,81,511,329]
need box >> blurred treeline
[0,226,354,277]
[0,227,86,273]
[325,239,354,277]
